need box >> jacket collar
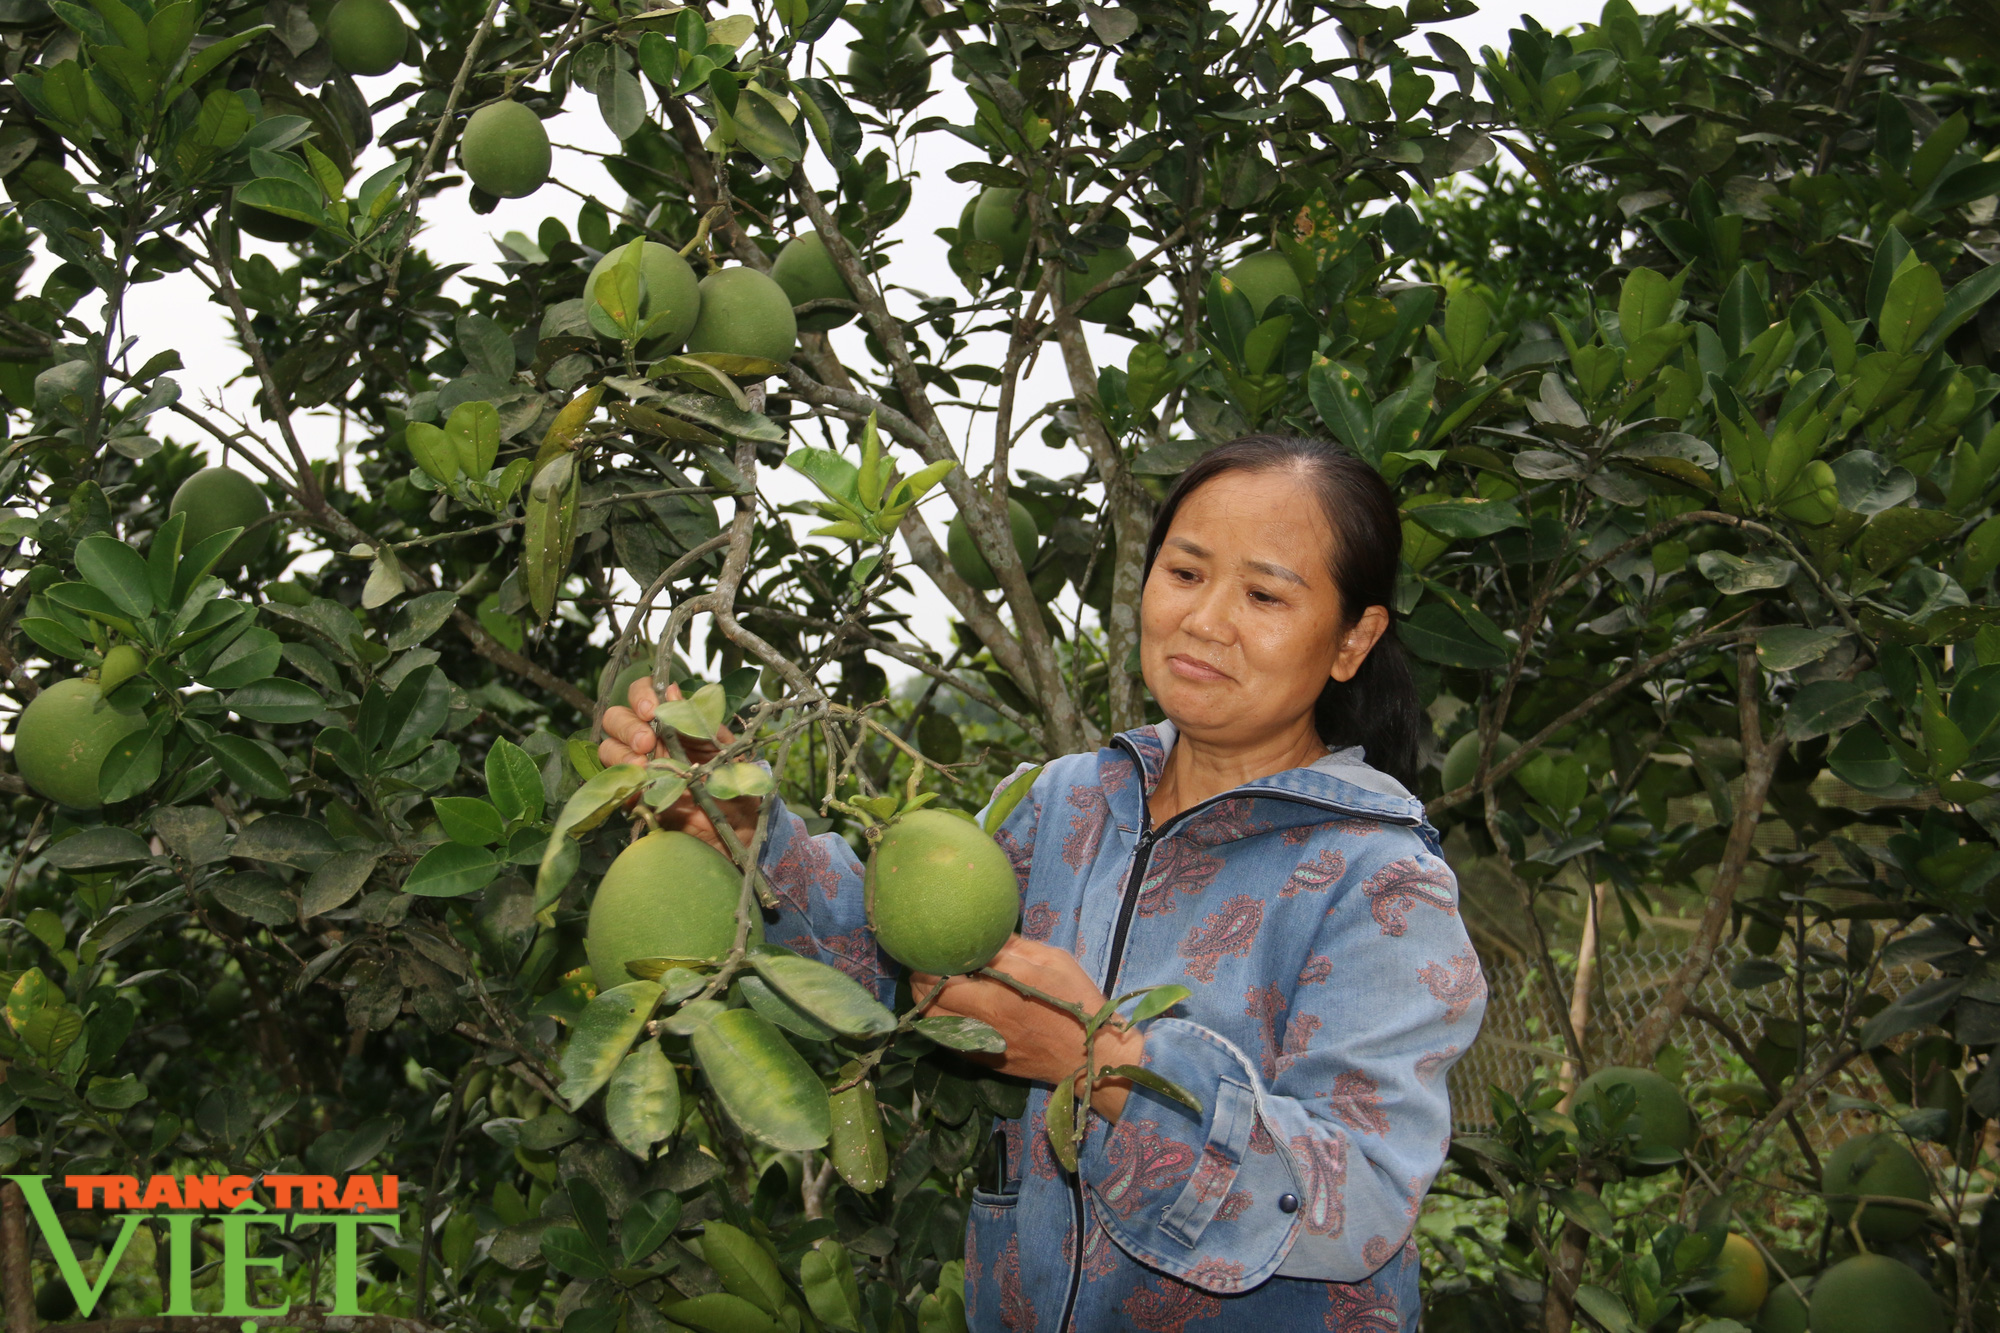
[1113,721,1426,828]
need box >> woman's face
[1140,468,1386,749]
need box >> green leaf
[1828,725,1909,792]
[161,24,271,105]
[1551,1186,1617,1240]
[1617,267,1676,342]
[749,951,895,1037]
[403,842,500,898]
[786,447,861,505]
[198,627,282,689]
[740,973,839,1040]
[522,452,580,623]
[74,535,154,618]
[1124,984,1190,1025]
[620,1189,682,1264]
[1877,262,1945,355]
[981,764,1043,835]
[45,826,151,869]
[1405,497,1524,539]
[828,1065,888,1193]
[1103,1063,1202,1113]
[1694,550,1797,593]
[704,762,774,800]
[656,681,727,739]
[1784,680,1876,740]
[301,848,383,917]
[1573,1285,1636,1333]
[85,1073,147,1110]
[801,1241,866,1331]
[224,677,325,724]
[661,1294,784,1333]
[690,1006,832,1150]
[206,734,292,799]
[606,1040,680,1159]
[559,980,664,1108]
[485,736,544,825]
[1757,626,1841,671]
[912,1015,1007,1053]
[1401,602,1509,669]
[1308,357,1374,457]
[432,796,505,847]
[405,421,457,484]
[1045,1076,1079,1172]
[539,1226,609,1281]
[537,763,647,912]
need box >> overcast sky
[96,0,1629,682]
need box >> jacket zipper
[1053,737,1422,1330]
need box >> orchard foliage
[0,0,1995,1327]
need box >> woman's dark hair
[1141,434,1422,789]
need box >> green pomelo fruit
[169,466,272,569]
[947,499,1038,591]
[233,197,316,243]
[866,810,1021,975]
[847,33,930,100]
[770,234,856,332]
[461,101,550,199]
[972,188,1034,275]
[1222,251,1305,318]
[204,976,246,1019]
[13,678,147,809]
[608,652,655,708]
[1573,1065,1695,1164]
[1440,730,1519,793]
[582,242,702,348]
[586,831,756,987]
[325,0,406,75]
[686,267,798,365]
[1808,1254,1942,1333]
[1822,1132,1931,1241]
[1064,244,1140,323]
[1698,1233,1769,1318]
[1755,1280,1811,1333]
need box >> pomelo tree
[0,0,1993,1328]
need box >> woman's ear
[1330,605,1391,683]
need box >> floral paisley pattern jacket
[757,721,1487,1331]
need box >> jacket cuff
[1078,1018,1301,1293]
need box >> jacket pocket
[970,1186,1021,1211]
[1156,1077,1255,1249]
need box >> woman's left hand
[912,936,1145,1121]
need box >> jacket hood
[1113,720,1428,831]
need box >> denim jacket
[759,722,1486,1330]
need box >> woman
[601,435,1487,1329]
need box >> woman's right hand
[599,678,760,857]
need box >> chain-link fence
[1448,937,1929,1140]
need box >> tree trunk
[1557,881,1606,1106]
[0,1108,31,1333]
[1627,645,1779,1063]
[1541,1213,1592,1333]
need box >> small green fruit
[1064,244,1140,323]
[98,645,145,693]
[1822,1132,1931,1241]
[1697,1233,1769,1319]
[169,466,273,570]
[946,499,1038,591]
[847,33,930,102]
[1572,1065,1696,1168]
[770,234,856,332]
[1222,251,1305,318]
[1440,730,1519,794]
[586,831,758,987]
[866,810,1020,975]
[972,188,1035,276]
[461,101,550,199]
[325,0,407,75]
[12,678,147,809]
[685,267,798,365]
[1808,1254,1942,1333]
[1755,1279,1811,1333]
[582,242,702,349]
